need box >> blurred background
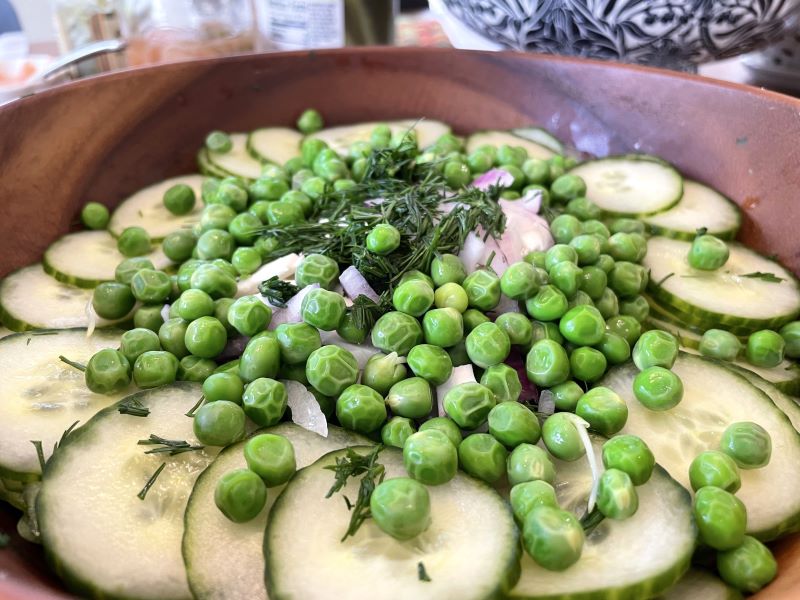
[1,0,798,104]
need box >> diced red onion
[436,365,477,417]
[471,168,514,191]
[268,283,319,329]
[488,294,521,319]
[318,330,378,369]
[538,390,555,416]
[218,335,249,362]
[505,350,539,404]
[519,187,544,214]
[339,266,380,303]
[283,380,328,437]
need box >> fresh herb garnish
[118,397,150,417]
[259,276,300,308]
[138,462,166,500]
[654,272,675,287]
[580,508,606,536]
[31,440,46,472]
[350,292,392,331]
[32,420,82,470]
[325,445,386,541]
[138,434,204,456]
[0,530,9,548]
[417,561,432,582]
[695,227,708,236]
[185,396,205,418]
[59,355,86,372]
[741,271,785,283]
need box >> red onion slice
[471,168,514,191]
[268,283,319,329]
[339,266,380,303]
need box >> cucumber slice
[659,569,742,600]
[246,127,303,166]
[466,130,555,160]
[108,174,205,241]
[43,231,171,288]
[206,133,264,181]
[509,437,694,600]
[184,424,371,600]
[197,148,229,179]
[600,353,800,540]
[0,265,126,332]
[642,180,741,241]
[0,328,127,479]
[309,119,451,155]
[510,127,565,155]
[645,236,800,333]
[728,365,800,433]
[568,156,683,216]
[38,383,214,600]
[265,447,519,600]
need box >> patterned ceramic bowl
[436,0,800,70]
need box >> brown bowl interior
[0,47,799,598]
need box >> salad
[0,108,798,600]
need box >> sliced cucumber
[38,383,213,600]
[600,353,800,540]
[510,127,565,155]
[265,447,519,600]
[309,119,451,155]
[183,423,371,600]
[205,133,264,181]
[43,230,171,288]
[246,127,303,166]
[0,328,127,480]
[568,156,683,216]
[728,365,800,433]
[509,437,694,600]
[0,265,127,332]
[646,236,800,333]
[642,180,741,241]
[197,148,229,179]
[659,569,742,600]
[465,130,555,160]
[644,314,704,350]
[108,174,205,241]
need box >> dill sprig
[580,507,606,535]
[325,445,386,541]
[31,420,80,471]
[185,396,206,418]
[417,561,432,582]
[259,277,300,307]
[59,355,86,372]
[138,434,204,456]
[349,292,393,331]
[138,462,166,500]
[118,397,150,418]
[741,271,785,283]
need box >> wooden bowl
[0,47,799,598]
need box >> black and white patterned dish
[440,0,800,70]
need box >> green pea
[487,401,539,448]
[214,298,236,334]
[545,244,579,272]
[689,450,741,493]
[205,130,232,153]
[230,247,261,276]
[465,322,511,369]
[569,347,608,383]
[386,377,433,420]
[92,282,135,320]
[407,344,453,386]
[273,323,320,366]
[462,308,489,334]
[595,332,631,365]
[633,366,683,411]
[202,371,244,404]
[213,179,248,212]
[550,214,583,245]
[190,264,237,299]
[462,269,501,312]
[335,384,386,434]
[577,266,607,301]
[214,469,266,524]
[130,269,171,304]
[547,261,581,299]
[175,260,202,292]
[595,287,619,319]
[550,174,587,203]
[392,280,434,317]
[160,230,195,263]
[433,282,469,313]
[693,486,747,550]
[85,349,131,394]
[467,150,494,174]
[120,328,161,363]
[606,315,641,346]
[526,339,570,387]
[362,352,407,395]
[567,290,594,311]
[542,413,586,461]
[362,223,401,256]
[520,158,549,185]
[779,321,800,359]
[196,229,234,261]
[114,257,154,285]
[494,313,532,348]
[607,218,644,235]
[568,234,601,266]
[430,254,467,286]
[300,289,345,331]
[133,350,179,388]
[418,417,462,447]
[200,204,236,233]
[296,108,323,133]
[333,311,365,345]
[608,262,648,298]
[306,345,359,397]
[242,434,296,490]
[632,330,679,370]
[80,201,110,230]
[210,259,237,279]
[157,318,189,358]
[507,443,556,486]
[522,506,584,571]
[381,417,417,448]
[161,183,195,216]
[372,311,424,355]
[597,468,638,520]
[480,364,522,404]
[239,334,280,383]
[618,295,650,322]
[177,356,216,382]
[117,226,152,257]
[278,362,309,385]
[688,234,729,270]
[510,481,558,523]
[565,197,602,221]
[582,220,610,240]
[242,378,287,427]
[295,254,339,290]
[524,250,547,269]
[500,262,540,300]
[442,160,470,188]
[606,232,638,262]
[249,178,288,203]
[601,434,655,486]
[300,138,327,167]
[550,380,584,412]
[575,387,626,435]
[184,316,227,359]
[530,321,564,346]
[558,305,605,346]
[746,330,785,368]
[399,270,435,288]
[225,296,270,337]
[720,421,772,470]
[525,285,568,322]
[458,433,508,484]
[443,382,496,430]
[717,536,777,593]
[403,430,458,486]
[699,329,743,361]
[265,200,304,227]
[370,477,431,540]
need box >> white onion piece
[564,414,601,513]
[364,197,385,207]
[267,283,319,329]
[471,168,514,191]
[160,304,171,323]
[84,298,97,338]
[318,330,378,370]
[459,233,487,273]
[537,390,555,415]
[519,188,544,214]
[436,364,477,417]
[236,253,302,297]
[339,266,380,303]
[282,380,328,437]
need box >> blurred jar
[120,0,256,66]
[52,0,125,76]
[255,0,397,51]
